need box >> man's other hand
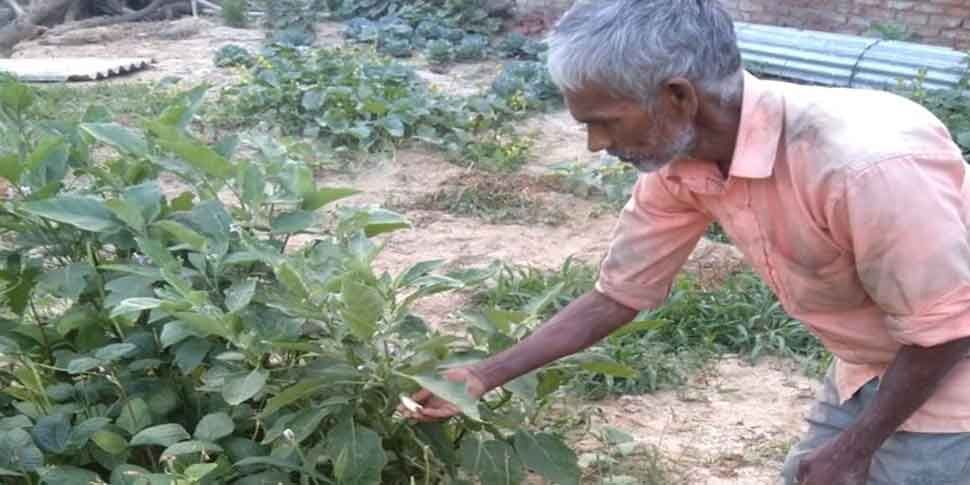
[397,367,487,422]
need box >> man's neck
[691,90,744,178]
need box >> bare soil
[31,17,820,483]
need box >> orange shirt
[595,71,970,432]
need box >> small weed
[213,44,254,67]
[221,0,248,27]
[402,173,568,226]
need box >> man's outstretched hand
[397,367,487,422]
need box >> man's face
[565,84,697,173]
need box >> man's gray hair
[547,0,743,105]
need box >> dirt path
[29,17,820,483]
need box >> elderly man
[402,0,970,483]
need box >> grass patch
[469,260,830,399]
[396,173,570,226]
[33,82,185,122]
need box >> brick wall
[718,0,970,51]
[516,0,970,51]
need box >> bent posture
[402,1,970,483]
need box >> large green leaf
[572,354,637,379]
[36,465,103,485]
[105,198,146,232]
[341,280,384,340]
[225,279,256,313]
[513,431,580,485]
[91,429,128,455]
[0,428,43,472]
[174,338,211,374]
[149,123,233,179]
[193,412,234,442]
[94,343,137,362]
[222,369,268,405]
[301,187,360,211]
[110,298,163,318]
[326,415,387,485]
[0,153,21,183]
[22,196,121,232]
[399,372,481,421]
[111,465,152,485]
[160,440,223,460]
[66,417,110,449]
[81,122,149,156]
[259,378,330,418]
[31,414,72,454]
[363,208,410,237]
[270,210,316,234]
[239,162,266,208]
[460,435,524,485]
[154,220,207,252]
[608,319,667,339]
[130,423,191,447]
[174,312,231,339]
[25,136,68,187]
[38,263,94,300]
[117,398,152,435]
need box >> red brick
[908,25,943,38]
[929,14,964,28]
[944,6,970,16]
[896,12,930,25]
[887,0,917,10]
[739,0,765,13]
[863,6,897,21]
[854,0,884,5]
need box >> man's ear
[664,78,699,120]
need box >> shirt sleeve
[832,154,970,347]
[595,173,712,311]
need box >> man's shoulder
[779,82,960,175]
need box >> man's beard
[610,124,698,173]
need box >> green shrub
[221,0,248,28]
[0,78,581,484]
[330,0,503,34]
[214,44,254,68]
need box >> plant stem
[28,300,54,365]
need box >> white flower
[229,223,241,234]
[283,428,296,442]
[19,185,31,196]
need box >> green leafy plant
[552,155,639,208]
[491,60,563,112]
[329,0,504,34]
[0,79,582,484]
[497,33,548,61]
[425,39,454,65]
[894,62,970,159]
[215,45,533,169]
[221,0,249,28]
[471,260,831,399]
[258,0,326,45]
[865,22,915,42]
[214,44,255,68]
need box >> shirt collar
[663,71,785,190]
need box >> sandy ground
[19,17,821,483]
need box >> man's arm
[839,337,970,457]
[470,290,639,392]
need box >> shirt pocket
[779,252,870,314]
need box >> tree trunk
[47,0,175,35]
[0,0,76,55]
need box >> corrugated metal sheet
[0,58,155,83]
[735,22,968,91]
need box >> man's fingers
[411,388,433,403]
[418,404,459,420]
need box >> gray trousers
[781,365,970,485]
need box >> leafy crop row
[0,79,583,484]
[214,44,555,171]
